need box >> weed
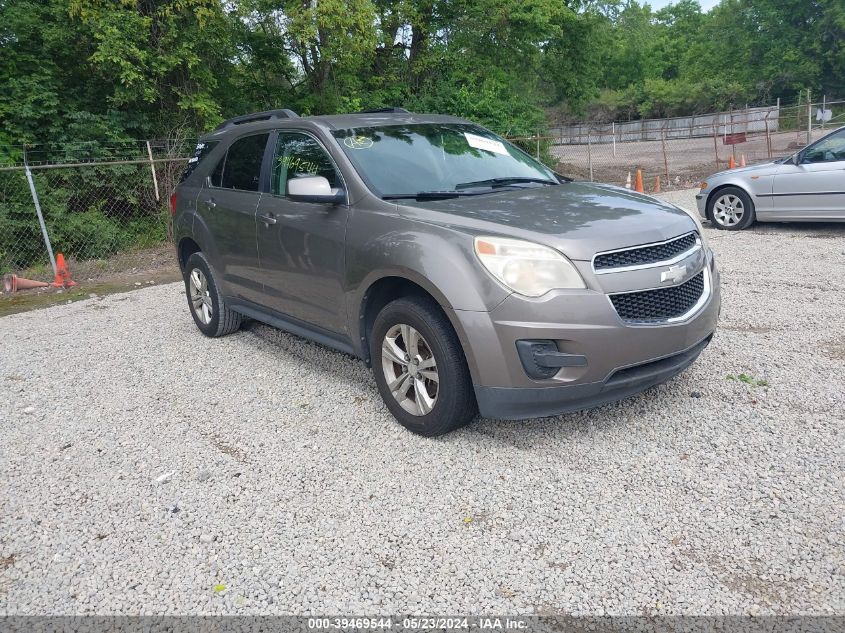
[726,373,769,387]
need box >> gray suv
[173,108,720,436]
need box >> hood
[398,181,697,261]
[709,160,783,179]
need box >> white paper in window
[463,132,508,155]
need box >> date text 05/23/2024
[307,617,530,630]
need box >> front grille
[610,271,705,323]
[594,232,697,270]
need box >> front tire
[370,296,477,436]
[183,252,242,337]
[707,186,756,230]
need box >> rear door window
[179,141,218,183]
[212,133,270,192]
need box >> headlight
[473,236,585,296]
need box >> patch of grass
[726,373,769,387]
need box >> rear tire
[370,296,477,436]
[183,252,242,337]
[707,186,756,230]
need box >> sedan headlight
[473,236,585,296]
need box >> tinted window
[210,152,225,187]
[271,133,339,196]
[218,133,269,191]
[803,129,845,164]
[180,141,219,183]
[331,123,556,197]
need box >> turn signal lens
[698,181,708,190]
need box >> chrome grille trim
[593,232,701,274]
[608,267,711,325]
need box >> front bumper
[475,334,713,419]
[695,191,708,218]
[452,252,721,420]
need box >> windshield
[331,123,558,197]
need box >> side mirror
[287,176,345,204]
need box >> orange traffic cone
[51,253,77,288]
[728,155,736,169]
[653,175,662,193]
[3,274,49,293]
[740,154,747,167]
[634,169,644,193]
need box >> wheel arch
[178,237,202,272]
[177,211,225,279]
[706,182,755,214]
[355,273,478,381]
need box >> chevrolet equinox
[172,108,720,436]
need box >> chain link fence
[0,140,193,284]
[509,99,845,193]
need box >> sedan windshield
[331,123,559,198]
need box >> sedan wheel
[712,193,745,227]
[706,186,755,231]
[381,323,439,416]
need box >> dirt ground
[552,129,829,191]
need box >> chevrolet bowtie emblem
[661,264,687,284]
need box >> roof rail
[358,107,410,114]
[215,109,299,131]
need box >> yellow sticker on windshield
[344,136,374,150]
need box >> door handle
[204,199,216,209]
[258,213,277,225]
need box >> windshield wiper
[455,176,559,190]
[382,190,489,200]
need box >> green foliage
[726,373,769,387]
[4,0,842,141]
[582,0,845,120]
[1,0,843,270]
[0,165,168,274]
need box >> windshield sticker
[344,136,374,150]
[464,132,507,155]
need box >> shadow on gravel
[233,315,654,445]
[706,220,845,236]
[237,320,373,388]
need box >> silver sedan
[696,125,845,230]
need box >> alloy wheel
[713,194,745,227]
[189,268,213,325]
[381,324,439,416]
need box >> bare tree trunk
[409,2,433,89]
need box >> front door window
[271,133,340,196]
[802,129,845,164]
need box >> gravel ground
[1,190,843,616]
